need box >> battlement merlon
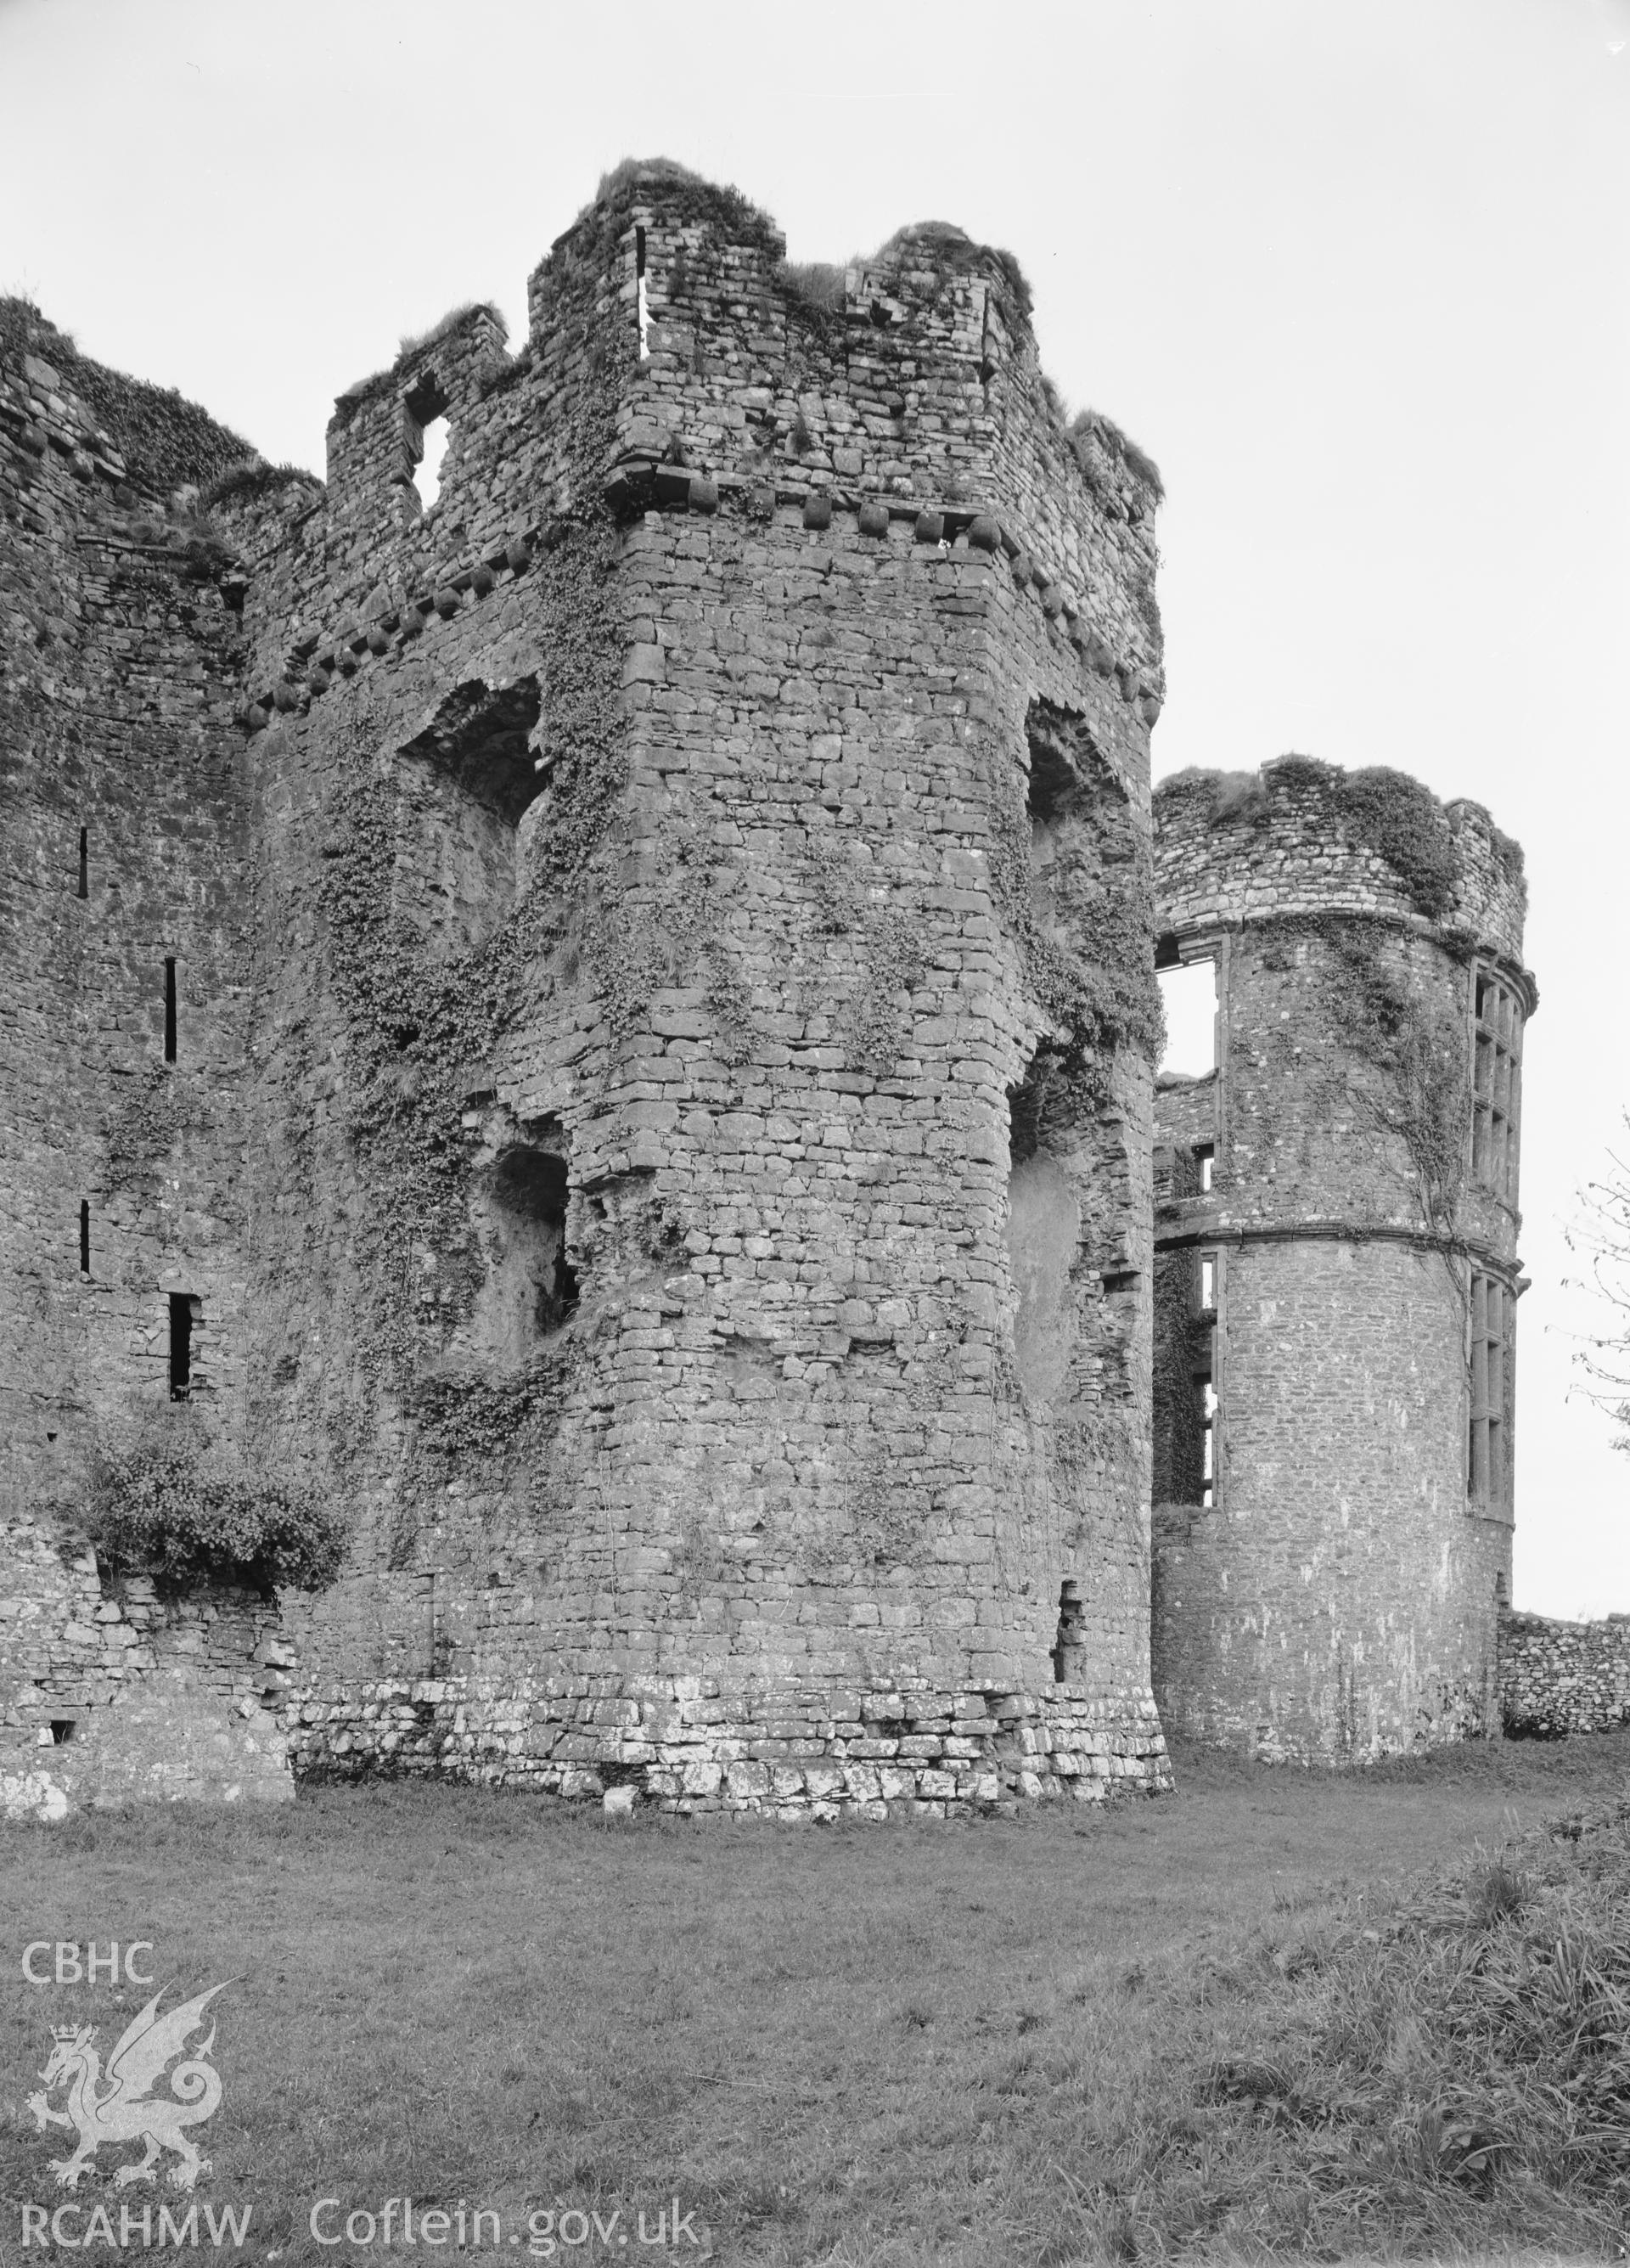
[570,166,1163,627]
[258,164,1162,713]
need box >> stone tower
[1149,757,1533,1759]
[1,163,1172,1812]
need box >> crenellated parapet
[1154,755,1531,987]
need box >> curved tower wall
[2,169,1172,1813]
[1150,757,1532,1759]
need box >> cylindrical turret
[1149,755,1534,1759]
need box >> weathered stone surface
[0,169,1172,1815]
[1150,757,1533,1762]
[1500,1610,1630,1738]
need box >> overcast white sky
[3,0,1627,1615]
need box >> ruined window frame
[1466,1268,1515,1517]
[1155,939,1221,1081]
[402,372,452,515]
[1470,964,1523,1208]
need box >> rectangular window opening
[163,957,177,1063]
[1200,1382,1218,1506]
[79,1200,90,1276]
[168,1292,194,1401]
[50,1719,77,1747]
[1157,959,1217,1078]
[77,827,88,899]
[1197,1143,1215,1195]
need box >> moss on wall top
[332,301,509,424]
[869,220,1037,326]
[0,296,255,497]
[203,459,325,510]
[576,156,784,258]
[1155,755,1522,926]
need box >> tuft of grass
[776,259,846,318]
[582,157,782,256]
[1070,1792,1630,2259]
[335,301,508,415]
[396,298,507,363]
[203,457,323,509]
[593,153,701,206]
[1071,405,1166,502]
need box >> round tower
[1149,755,1534,1759]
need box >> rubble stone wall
[1499,1609,1630,1739]
[1149,757,1532,1760]
[0,1500,293,1815]
[2,166,1173,1814]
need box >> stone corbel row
[602,454,1161,725]
[238,528,541,732]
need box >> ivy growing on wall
[105,1066,226,1197]
[1322,918,1471,1242]
[78,1423,346,1593]
[1157,757,1483,925]
[311,514,625,1404]
[987,717,1162,1094]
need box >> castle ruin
[1149,760,1532,1759]
[0,163,1547,1815]
[1,163,1170,1815]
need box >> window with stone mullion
[1468,1272,1511,1509]
[1472,969,1522,1204]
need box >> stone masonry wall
[1499,1609,1630,1739]
[2,170,1172,1815]
[0,316,256,1501]
[231,174,1169,1813]
[0,1498,292,1817]
[1149,757,1531,1760]
[1152,1241,1506,1757]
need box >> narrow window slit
[77,827,88,899]
[79,1200,90,1275]
[636,225,650,360]
[163,957,177,1062]
[168,1292,194,1401]
[1052,1580,1086,1684]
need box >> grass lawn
[3,1731,1629,2265]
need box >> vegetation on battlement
[333,301,509,421]
[0,295,254,496]
[1070,407,1166,504]
[204,458,325,510]
[586,156,784,257]
[1155,755,1520,925]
